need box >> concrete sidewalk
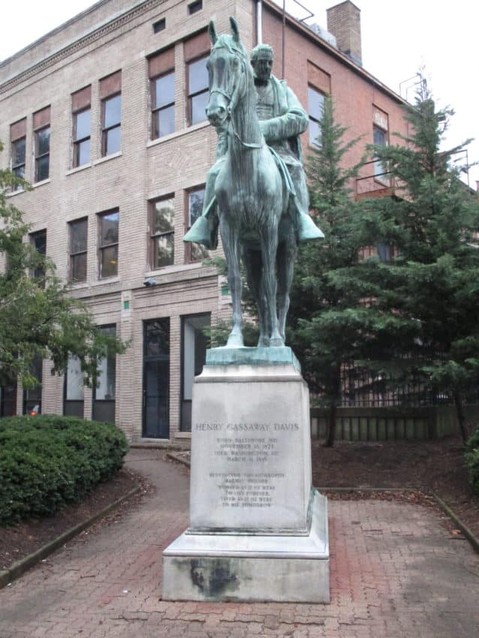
[1,448,478,637]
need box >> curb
[432,492,479,554]
[0,485,140,590]
[166,451,191,468]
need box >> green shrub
[465,427,479,496]
[0,415,128,526]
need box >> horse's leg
[260,223,283,347]
[221,218,244,348]
[243,246,269,347]
[277,231,298,342]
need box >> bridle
[208,44,263,150]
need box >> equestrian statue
[184,17,323,348]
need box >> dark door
[1,381,17,417]
[143,319,170,438]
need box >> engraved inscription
[194,421,300,510]
[209,472,285,508]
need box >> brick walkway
[1,448,478,637]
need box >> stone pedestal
[163,347,329,603]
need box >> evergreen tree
[0,143,127,390]
[361,79,479,441]
[288,96,412,446]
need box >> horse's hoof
[269,337,284,347]
[257,337,270,348]
[227,334,244,348]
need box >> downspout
[256,0,263,44]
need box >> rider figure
[184,43,323,250]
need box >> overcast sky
[1,0,477,186]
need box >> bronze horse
[206,18,298,348]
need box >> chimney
[327,1,362,66]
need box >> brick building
[0,0,408,443]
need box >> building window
[72,86,92,167]
[373,106,389,184]
[33,106,51,182]
[64,356,84,418]
[34,127,50,182]
[30,229,46,280]
[187,56,209,126]
[98,210,119,279]
[93,325,116,424]
[23,356,42,416]
[69,217,88,282]
[186,187,209,262]
[188,0,203,14]
[73,108,91,167]
[10,118,26,188]
[101,95,121,156]
[149,48,175,140]
[153,18,166,33]
[180,313,209,431]
[308,86,325,146]
[373,125,388,181]
[11,137,26,181]
[100,71,122,156]
[150,197,175,268]
[152,71,175,139]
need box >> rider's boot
[297,210,325,241]
[290,165,324,241]
[183,176,219,249]
[183,207,216,249]
[295,189,324,241]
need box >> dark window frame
[98,210,119,279]
[150,196,175,269]
[142,318,170,439]
[92,325,116,424]
[151,69,176,140]
[23,356,43,416]
[34,125,50,182]
[63,356,85,418]
[153,18,166,33]
[373,123,389,184]
[11,136,26,185]
[308,85,325,147]
[188,0,203,14]
[29,229,47,280]
[101,93,122,156]
[187,55,209,126]
[69,217,88,283]
[73,107,91,168]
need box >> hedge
[0,415,128,526]
[465,427,479,497]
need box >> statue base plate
[162,490,329,603]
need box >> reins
[209,43,264,151]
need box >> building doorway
[143,318,170,438]
[0,380,17,417]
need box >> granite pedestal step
[162,490,329,603]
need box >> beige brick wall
[0,0,250,440]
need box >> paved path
[1,448,478,637]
